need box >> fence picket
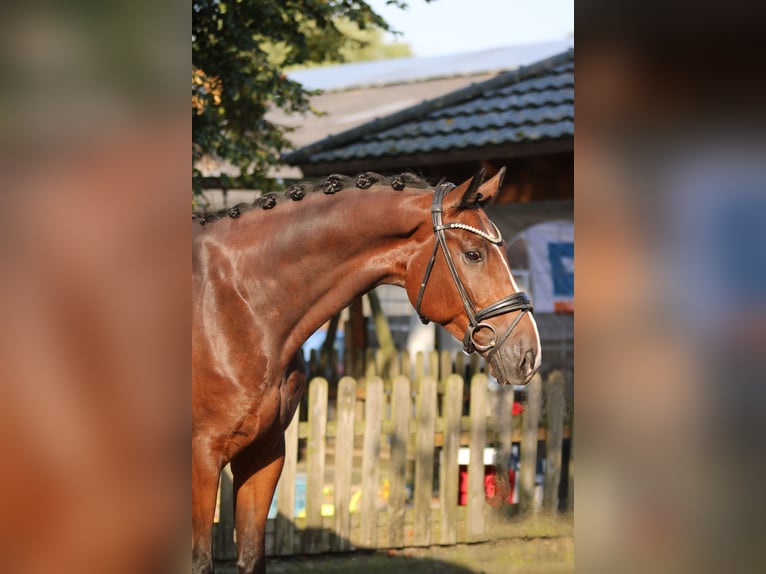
[333,377,356,550]
[440,375,463,545]
[467,374,488,542]
[413,375,436,547]
[305,378,328,553]
[275,406,300,555]
[388,376,410,548]
[360,377,383,548]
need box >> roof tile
[285,50,574,167]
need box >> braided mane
[192,172,438,225]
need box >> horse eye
[464,250,483,262]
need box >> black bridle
[415,183,533,358]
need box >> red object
[459,466,468,506]
[512,402,524,415]
[458,465,515,506]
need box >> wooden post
[413,375,436,547]
[330,348,339,382]
[319,313,340,379]
[308,349,319,379]
[519,373,542,514]
[343,344,352,380]
[275,406,300,555]
[368,291,396,377]
[543,371,566,512]
[364,348,377,379]
[375,348,385,379]
[333,377,356,551]
[440,375,464,545]
[360,378,383,548]
[348,296,367,358]
[467,374,489,542]
[305,378,328,553]
[388,376,410,548]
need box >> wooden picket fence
[213,358,572,560]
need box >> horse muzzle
[485,331,540,386]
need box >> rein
[415,183,533,358]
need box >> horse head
[405,168,541,385]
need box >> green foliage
[284,19,413,68]
[192,0,419,193]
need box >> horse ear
[454,166,506,207]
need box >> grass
[217,514,573,574]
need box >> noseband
[415,183,533,357]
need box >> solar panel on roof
[288,39,573,92]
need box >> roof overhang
[296,137,573,177]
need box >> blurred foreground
[576,5,766,573]
[0,1,188,573]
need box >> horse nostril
[519,349,536,376]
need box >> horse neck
[235,188,427,366]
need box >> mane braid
[192,171,443,226]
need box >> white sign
[520,221,574,313]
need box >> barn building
[285,49,574,372]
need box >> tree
[192,0,418,193]
[285,20,413,67]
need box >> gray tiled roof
[284,49,573,168]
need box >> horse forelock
[192,172,438,226]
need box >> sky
[368,0,574,57]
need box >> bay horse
[191,168,541,573]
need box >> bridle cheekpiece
[414,183,534,358]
